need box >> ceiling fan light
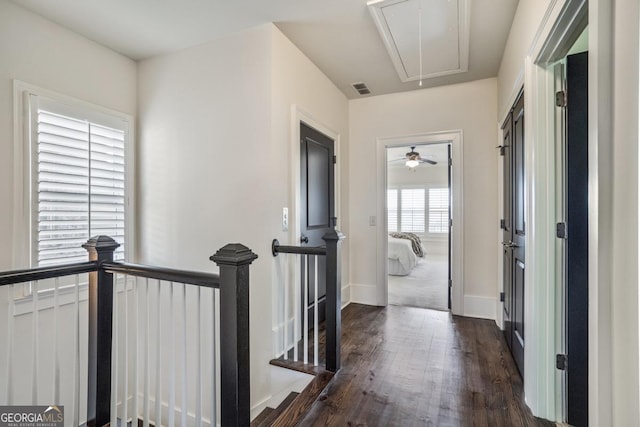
[406,159,419,168]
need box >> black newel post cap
[211,243,258,266]
[82,235,120,253]
[322,229,346,242]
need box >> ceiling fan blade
[420,159,438,165]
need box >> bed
[388,235,418,276]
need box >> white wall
[0,0,137,270]
[610,0,639,423]
[349,78,498,315]
[137,23,349,413]
[497,0,553,117]
[0,0,136,416]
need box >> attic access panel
[368,0,470,83]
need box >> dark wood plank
[296,304,555,427]
[251,407,274,427]
[252,392,299,427]
[270,371,334,427]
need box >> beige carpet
[388,253,449,311]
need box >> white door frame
[512,0,592,421]
[375,130,464,315]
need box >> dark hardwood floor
[297,304,555,427]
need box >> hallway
[297,304,553,426]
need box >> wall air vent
[352,82,371,95]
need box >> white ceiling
[10,0,519,99]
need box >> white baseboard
[349,283,378,306]
[463,295,497,320]
[341,285,350,308]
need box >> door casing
[375,131,464,314]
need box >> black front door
[300,122,335,326]
[501,90,525,377]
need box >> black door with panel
[501,112,514,352]
[502,90,525,377]
[511,92,526,377]
[566,51,588,427]
[300,122,335,326]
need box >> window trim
[12,80,135,298]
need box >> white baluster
[123,275,130,424]
[168,282,175,427]
[133,276,140,425]
[314,256,319,366]
[31,280,39,404]
[6,284,15,404]
[181,284,188,427]
[154,280,162,427]
[53,277,60,404]
[73,276,80,427]
[196,287,202,427]
[143,279,150,427]
[283,257,288,360]
[303,256,309,365]
[111,275,119,427]
[211,288,217,427]
[294,254,300,362]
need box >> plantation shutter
[428,187,449,233]
[35,97,126,266]
[387,189,398,232]
[400,188,425,233]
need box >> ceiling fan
[391,146,438,168]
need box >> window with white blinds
[428,188,449,233]
[387,189,398,232]
[32,96,129,266]
[400,188,425,233]
[387,186,449,234]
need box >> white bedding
[388,236,418,276]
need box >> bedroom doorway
[386,142,451,311]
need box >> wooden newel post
[211,244,258,427]
[83,235,119,427]
[322,229,345,372]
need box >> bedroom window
[428,187,449,233]
[387,189,398,232]
[387,186,448,235]
[400,188,425,233]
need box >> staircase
[251,372,334,427]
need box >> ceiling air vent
[352,82,371,95]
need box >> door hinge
[499,292,505,302]
[449,279,453,288]
[556,354,568,371]
[448,158,453,166]
[497,145,506,156]
[333,155,337,164]
[556,222,567,239]
[449,218,453,227]
[555,90,567,108]
[500,219,506,230]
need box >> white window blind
[35,103,126,266]
[428,187,449,233]
[387,189,398,232]
[400,188,425,233]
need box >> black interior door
[501,90,525,377]
[511,92,526,377]
[566,51,589,427]
[300,122,335,326]
[501,112,514,352]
